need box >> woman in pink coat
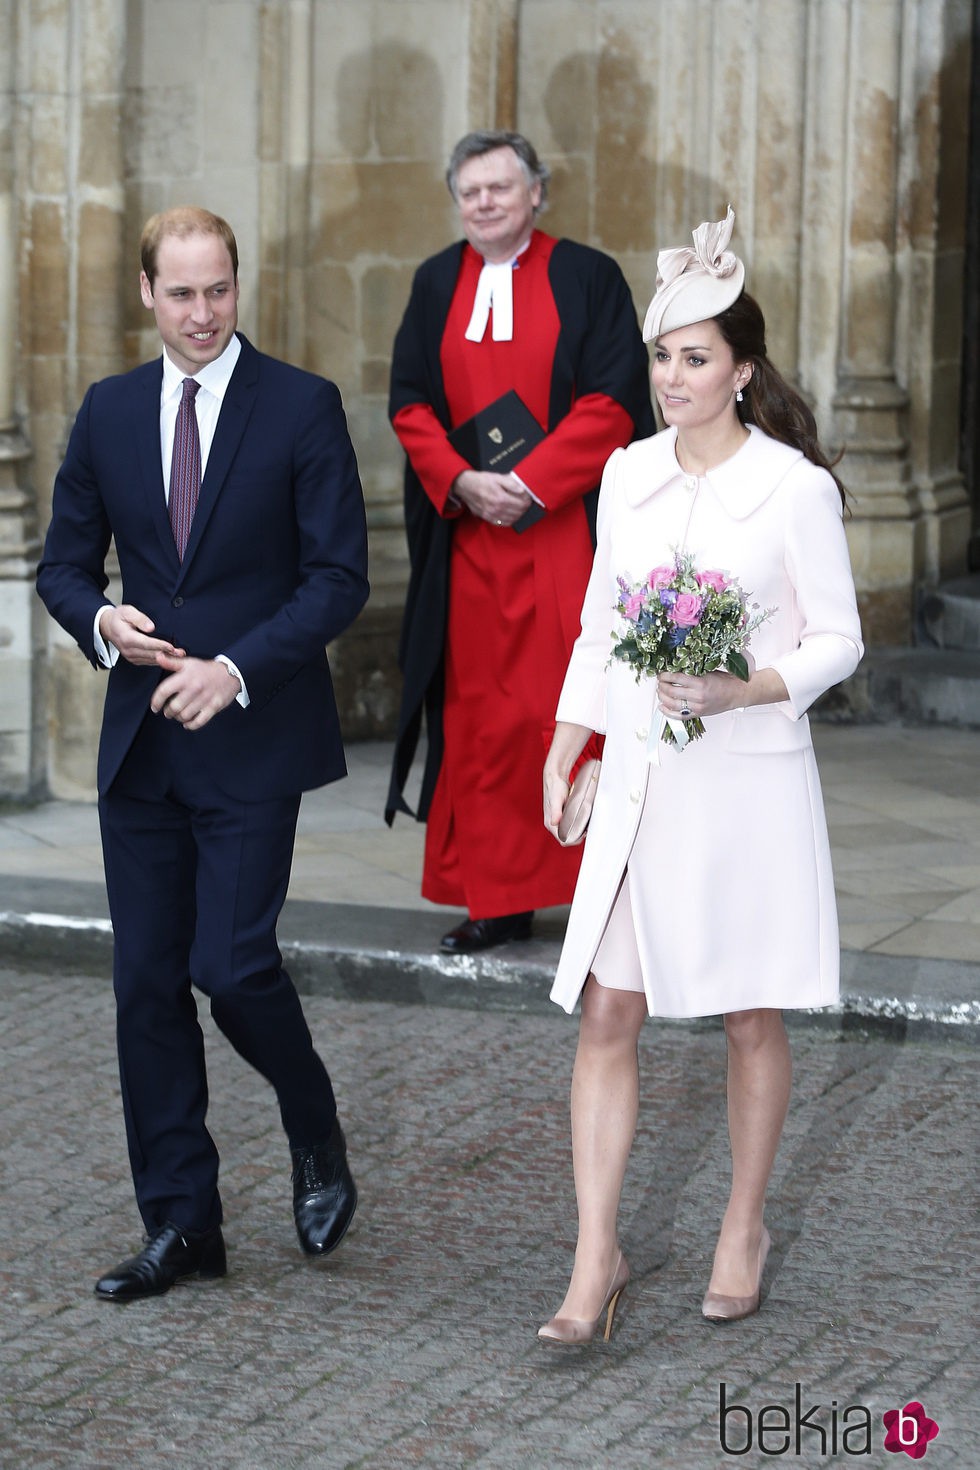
[538,210,863,1345]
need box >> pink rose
[623,592,646,620]
[696,568,729,592]
[671,592,704,627]
[647,565,675,591]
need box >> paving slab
[0,968,975,1468]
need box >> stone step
[919,574,980,651]
[818,646,980,727]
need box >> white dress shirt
[94,336,249,705]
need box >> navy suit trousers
[98,710,336,1234]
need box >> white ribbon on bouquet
[646,708,691,764]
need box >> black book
[447,390,546,533]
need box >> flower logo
[882,1401,940,1458]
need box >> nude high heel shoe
[537,1252,630,1345]
[701,1227,771,1323]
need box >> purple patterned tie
[169,377,201,560]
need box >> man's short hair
[140,207,239,287]
[446,131,550,211]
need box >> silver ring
[494,518,502,526]
[680,703,691,718]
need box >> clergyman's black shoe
[292,1119,358,1257]
[95,1223,226,1302]
[440,911,534,954]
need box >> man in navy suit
[37,207,370,1301]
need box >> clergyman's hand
[151,653,241,731]
[99,605,186,667]
[452,469,532,527]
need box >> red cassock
[391,232,651,918]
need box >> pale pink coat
[551,425,864,1018]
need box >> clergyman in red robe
[386,130,654,954]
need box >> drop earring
[736,388,744,402]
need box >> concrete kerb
[2,891,978,1040]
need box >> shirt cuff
[511,472,544,507]
[215,654,250,708]
[93,606,119,669]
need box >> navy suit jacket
[37,334,370,800]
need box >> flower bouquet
[611,550,773,749]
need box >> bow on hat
[642,205,745,342]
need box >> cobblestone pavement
[1,969,975,1469]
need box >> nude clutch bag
[558,758,601,846]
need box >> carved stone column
[0,0,41,797]
[895,0,973,584]
[468,0,519,130]
[822,0,915,644]
[257,0,315,366]
[19,0,128,798]
[834,0,916,643]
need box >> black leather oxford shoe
[291,1119,358,1256]
[95,1223,226,1301]
[440,911,534,954]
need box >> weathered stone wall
[4,0,975,798]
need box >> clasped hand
[452,469,531,527]
[99,604,184,667]
[151,653,241,730]
[98,605,240,730]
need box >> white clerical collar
[464,239,532,343]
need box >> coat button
[629,787,641,803]
[172,596,184,608]
[684,475,698,493]
[636,726,648,740]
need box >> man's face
[455,146,541,264]
[140,232,239,376]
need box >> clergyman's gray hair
[445,131,551,213]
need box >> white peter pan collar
[622,424,805,519]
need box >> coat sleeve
[767,467,864,717]
[554,447,628,732]
[388,246,468,514]
[220,378,369,705]
[35,384,114,665]
[391,401,468,515]
[515,392,635,514]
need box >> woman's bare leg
[547,974,647,1319]
[707,1006,791,1295]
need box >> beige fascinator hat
[642,205,745,342]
